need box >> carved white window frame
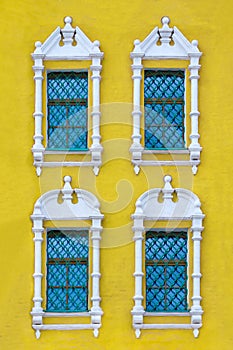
[131,175,205,338]
[130,17,202,175]
[32,16,104,176]
[31,176,104,339]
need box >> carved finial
[159,16,173,45]
[161,16,170,25]
[91,40,101,54]
[35,330,41,339]
[93,328,99,338]
[93,166,100,176]
[93,40,100,48]
[36,166,42,176]
[33,202,42,216]
[194,199,203,215]
[135,329,141,338]
[34,41,43,54]
[134,165,140,175]
[61,16,75,46]
[64,175,72,183]
[62,176,73,201]
[192,40,198,47]
[134,39,140,46]
[35,41,42,49]
[162,175,174,201]
[64,16,72,24]
[193,328,199,338]
[136,199,143,214]
[192,165,198,175]
[164,175,172,184]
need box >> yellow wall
[0,0,232,349]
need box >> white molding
[131,175,205,338]
[31,176,104,339]
[130,16,202,175]
[31,17,104,176]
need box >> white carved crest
[131,16,201,59]
[133,175,203,220]
[32,176,103,221]
[32,16,103,60]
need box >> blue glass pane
[47,265,66,287]
[47,72,88,100]
[166,265,186,287]
[47,71,88,150]
[46,230,88,312]
[47,287,67,311]
[144,70,185,149]
[166,289,187,311]
[67,287,87,312]
[146,265,165,287]
[145,231,188,312]
[146,288,165,312]
[144,71,184,99]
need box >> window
[47,71,88,151]
[130,16,202,175]
[31,16,104,176]
[145,230,188,312]
[144,70,185,150]
[46,229,88,313]
[31,176,104,339]
[131,175,205,338]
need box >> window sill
[143,149,189,154]
[45,149,90,155]
[44,311,91,318]
[144,311,190,317]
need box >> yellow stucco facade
[0,0,233,349]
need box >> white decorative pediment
[131,16,200,60]
[32,176,103,221]
[33,16,103,60]
[133,175,203,221]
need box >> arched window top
[133,175,204,221]
[32,176,103,221]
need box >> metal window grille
[145,230,188,312]
[144,70,185,149]
[47,71,88,150]
[46,229,89,312]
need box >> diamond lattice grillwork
[47,71,88,150]
[145,231,188,312]
[46,230,88,312]
[144,70,185,149]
